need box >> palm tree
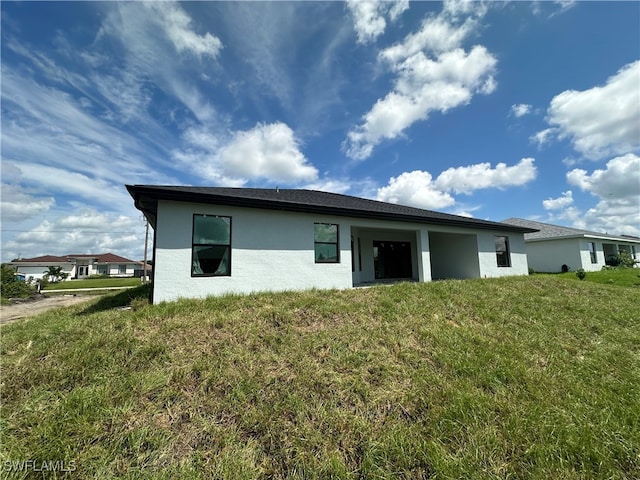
[43,266,68,283]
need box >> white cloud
[543,60,640,159]
[0,184,55,222]
[145,2,223,58]
[511,103,532,118]
[376,170,455,210]
[542,190,573,210]
[176,122,318,186]
[558,154,640,236]
[220,123,318,183]
[7,162,135,210]
[2,210,148,262]
[376,158,537,210]
[567,153,640,199]
[345,46,497,160]
[344,2,497,161]
[379,15,475,63]
[98,2,222,124]
[346,0,409,45]
[435,158,537,195]
[531,127,558,147]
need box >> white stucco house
[127,185,536,304]
[502,218,640,272]
[8,253,143,281]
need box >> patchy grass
[556,267,640,288]
[1,277,639,479]
[43,277,143,290]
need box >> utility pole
[143,219,149,283]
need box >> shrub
[605,252,636,269]
[576,269,586,281]
[561,264,569,273]
[1,264,36,299]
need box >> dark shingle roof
[10,255,70,263]
[127,185,536,233]
[502,218,640,243]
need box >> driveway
[0,295,100,325]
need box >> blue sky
[1,0,639,262]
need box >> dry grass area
[1,277,639,479]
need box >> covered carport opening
[429,231,480,280]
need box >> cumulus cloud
[435,158,537,195]
[376,170,456,210]
[345,46,497,160]
[511,103,532,118]
[567,153,640,199]
[542,190,574,210]
[2,210,148,262]
[379,14,475,63]
[346,0,409,45]
[376,158,537,210]
[560,154,640,236]
[537,60,640,159]
[220,123,318,183]
[176,122,318,186]
[344,3,496,160]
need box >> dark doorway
[373,241,412,279]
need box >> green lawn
[1,275,639,479]
[43,277,143,290]
[556,267,640,288]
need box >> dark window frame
[314,223,340,264]
[192,214,232,277]
[588,242,597,264]
[495,235,511,268]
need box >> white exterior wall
[152,200,530,303]
[526,237,640,272]
[525,238,581,272]
[578,239,604,272]
[13,264,73,281]
[153,200,354,302]
[477,231,529,278]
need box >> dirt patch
[0,295,100,325]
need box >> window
[192,214,231,276]
[314,223,339,263]
[495,236,511,267]
[588,242,597,264]
[97,265,108,275]
[118,264,127,274]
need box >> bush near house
[1,276,639,479]
[0,264,36,302]
[605,251,637,268]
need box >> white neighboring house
[127,185,537,304]
[502,218,640,272]
[8,253,142,281]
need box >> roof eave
[126,185,536,234]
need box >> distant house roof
[66,253,138,264]
[126,185,537,234]
[502,218,640,243]
[9,255,71,264]
[11,253,138,264]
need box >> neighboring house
[8,253,142,281]
[127,185,537,303]
[502,218,640,272]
